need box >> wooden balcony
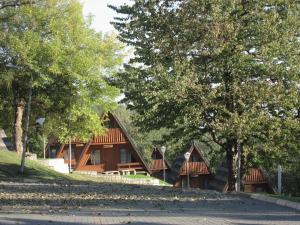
[117,162,145,171]
[150,159,168,171]
[180,162,210,175]
[244,168,266,184]
[92,128,127,144]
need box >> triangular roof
[48,112,151,174]
[109,112,151,173]
[191,141,211,171]
[210,160,275,193]
[150,146,172,171]
[169,140,211,183]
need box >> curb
[239,192,300,212]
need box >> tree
[111,0,300,191]
[0,0,122,173]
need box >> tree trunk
[240,144,246,190]
[23,88,32,153]
[14,99,25,155]
[19,88,32,174]
[226,140,236,192]
[235,141,241,192]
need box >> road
[0,182,299,225]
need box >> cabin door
[103,148,117,171]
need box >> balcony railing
[150,159,168,171]
[180,162,210,175]
[117,162,145,171]
[71,128,127,144]
[92,128,127,144]
[244,168,266,184]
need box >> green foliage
[0,0,124,148]
[111,0,300,189]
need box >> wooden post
[236,142,241,192]
[278,165,282,194]
[69,137,72,173]
[43,136,45,159]
[163,151,165,182]
[187,161,190,189]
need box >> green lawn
[124,174,150,179]
[266,194,300,203]
[0,150,71,182]
[124,174,171,185]
[0,150,171,185]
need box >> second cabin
[171,141,212,189]
[149,146,171,180]
[47,113,150,175]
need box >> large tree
[0,0,122,173]
[111,0,300,191]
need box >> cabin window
[64,146,75,160]
[104,119,114,128]
[50,148,56,158]
[120,148,131,163]
[89,150,101,165]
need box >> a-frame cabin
[149,147,171,180]
[243,167,275,193]
[209,162,275,193]
[47,113,150,174]
[171,141,212,189]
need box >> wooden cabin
[171,141,211,189]
[149,147,171,180]
[209,161,274,193]
[243,167,274,193]
[47,113,150,174]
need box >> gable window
[120,148,131,163]
[191,154,200,162]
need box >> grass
[266,194,300,203]
[124,174,171,186]
[0,150,72,182]
[124,174,151,179]
[0,150,171,186]
[255,192,300,203]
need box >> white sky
[82,0,131,33]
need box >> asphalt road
[0,182,299,225]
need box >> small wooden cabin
[209,162,274,193]
[243,167,274,193]
[149,147,171,180]
[171,141,211,189]
[47,113,150,174]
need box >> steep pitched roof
[110,112,151,174]
[210,160,275,193]
[169,140,211,183]
[192,141,211,172]
[150,146,172,171]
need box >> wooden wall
[174,175,210,189]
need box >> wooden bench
[117,162,144,171]
[136,171,150,176]
[119,169,136,175]
[102,170,120,175]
